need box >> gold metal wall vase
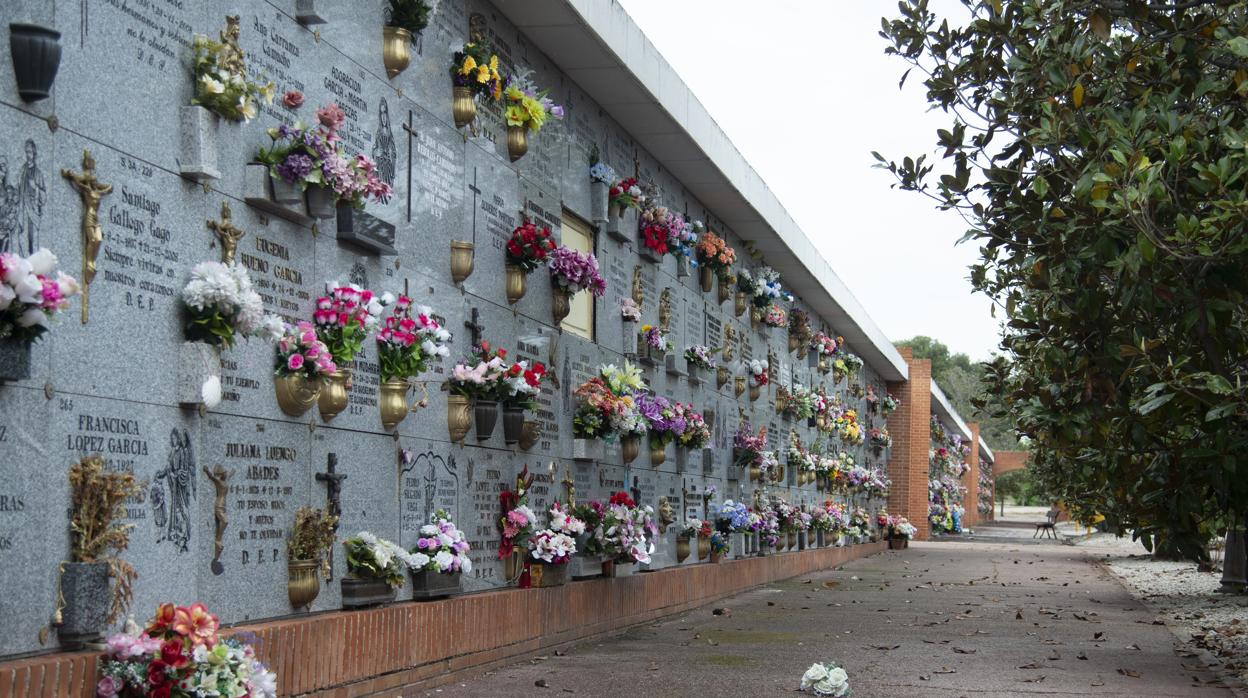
[551,287,572,325]
[318,367,352,421]
[450,241,475,284]
[452,85,477,129]
[505,264,527,304]
[675,536,691,562]
[382,26,412,79]
[620,435,640,464]
[447,392,472,444]
[699,265,714,294]
[378,378,410,430]
[275,374,322,417]
[287,559,321,609]
[507,125,529,162]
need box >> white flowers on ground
[800,662,850,697]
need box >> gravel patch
[1093,537,1248,688]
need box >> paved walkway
[427,533,1231,697]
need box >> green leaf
[1227,36,1248,58]
[1136,393,1174,416]
[1137,233,1155,263]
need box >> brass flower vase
[788,335,800,353]
[716,366,730,389]
[505,264,527,304]
[749,383,760,402]
[697,536,711,561]
[750,307,762,330]
[552,288,572,325]
[275,374,321,417]
[317,367,352,421]
[734,291,747,317]
[699,266,714,293]
[734,376,746,398]
[718,275,733,304]
[381,26,412,79]
[750,464,762,482]
[519,421,542,451]
[450,241,475,284]
[288,559,321,609]
[451,85,476,129]
[507,125,528,162]
[649,443,666,466]
[378,377,410,430]
[676,536,691,563]
[447,393,472,444]
[620,435,640,464]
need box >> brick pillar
[964,423,980,528]
[886,347,932,540]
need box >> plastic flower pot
[341,575,396,608]
[57,561,109,649]
[697,536,710,561]
[528,561,568,588]
[0,337,32,382]
[305,183,336,219]
[590,180,609,223]
[447,393,471,444]
[9,23,62,102]
[410,570,461,600]
[474,399,499,441]
[502,405,525,445]
[179,105,221,182]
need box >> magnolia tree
[879,1,1248,560]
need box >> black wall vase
[9,23,62,102]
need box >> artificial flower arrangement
[831,350,865,382]
[589,161,616,185]
[0,248,79,343]
[608,177,646,213]
[880,392,901,415]
[635,393,687,452]
[737,265,792,308]
[619,297,641,322]
[800,661,851,697]
[597,491,657,565]
[809,331,839,358]
[257,105,393,207]
[733,421,767,464]
[808,506,832,535]
[498,358,548,411]
[529,501,585,565]
[449,342,509,401]
[314,283,388,367]
[677,408,711,450]
[572,363,648,442]
[716,500,750,534]
[503,69,564,134]
[498,465,538,560]
[778,384,816,421]
[97,602,277,698]
[683,344,716,371]
[638,205,694,260]
[182,261,277,349]
[756,450,780,481]
[694,228,736,280]
[410,510,473,575]
[376,296,452,382]
[868,426,893,449]
[343,531,416,590]
[548,246,607,297]
[450,41,503,100]
[774,500,797,534]
[288,506,338,579]
[679,516,705,540]
[788,308,812,349]
[273,321,337,380]
[506,221,557,272]
[758,505,782,548]
[762,303,787,328]
[640,324,672,353]
[668,215,699,268]
[189,31,274,122]
[748,359,770,387]
[836,408,864,446]
[786,437,817,476]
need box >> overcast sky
[615,0,1001,361]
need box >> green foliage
[894,336,1018,451]
[386,0,431,41]
[881,1,1248,561]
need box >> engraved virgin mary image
[372,98,396,204]
[0,140,44,255]
[150,428,196,552]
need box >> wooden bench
[1034,510,1059,539]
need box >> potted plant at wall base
[9,23,62,101]
[450,341,508,441]
[606,177,646,241]
[450,40,502,129]
[499,466,538,585]
[0,247,79,382]
[341,532,410,607]
[588,154,615,224]
[505,220,555,304]
[314,284,386,421]
[377,296,450,430]
[382,0,431,79]
[57,455,139,649]
[499,357,547,445]
[886,515,916,549]
[409,510,471,599]
[548,244,606,326]
[287,507,338,609]
[182,17,274,181]
[502,69,563,162]
[271,321,336,417]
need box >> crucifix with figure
[316,453,347,521]
[464,307,485,350]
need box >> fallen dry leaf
[1117,669,1141,678]
[953,647,976,654]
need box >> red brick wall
[964,423,980,528]
[886,348,932,540]
[0,544,886,698]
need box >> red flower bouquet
[505,222,556,273]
